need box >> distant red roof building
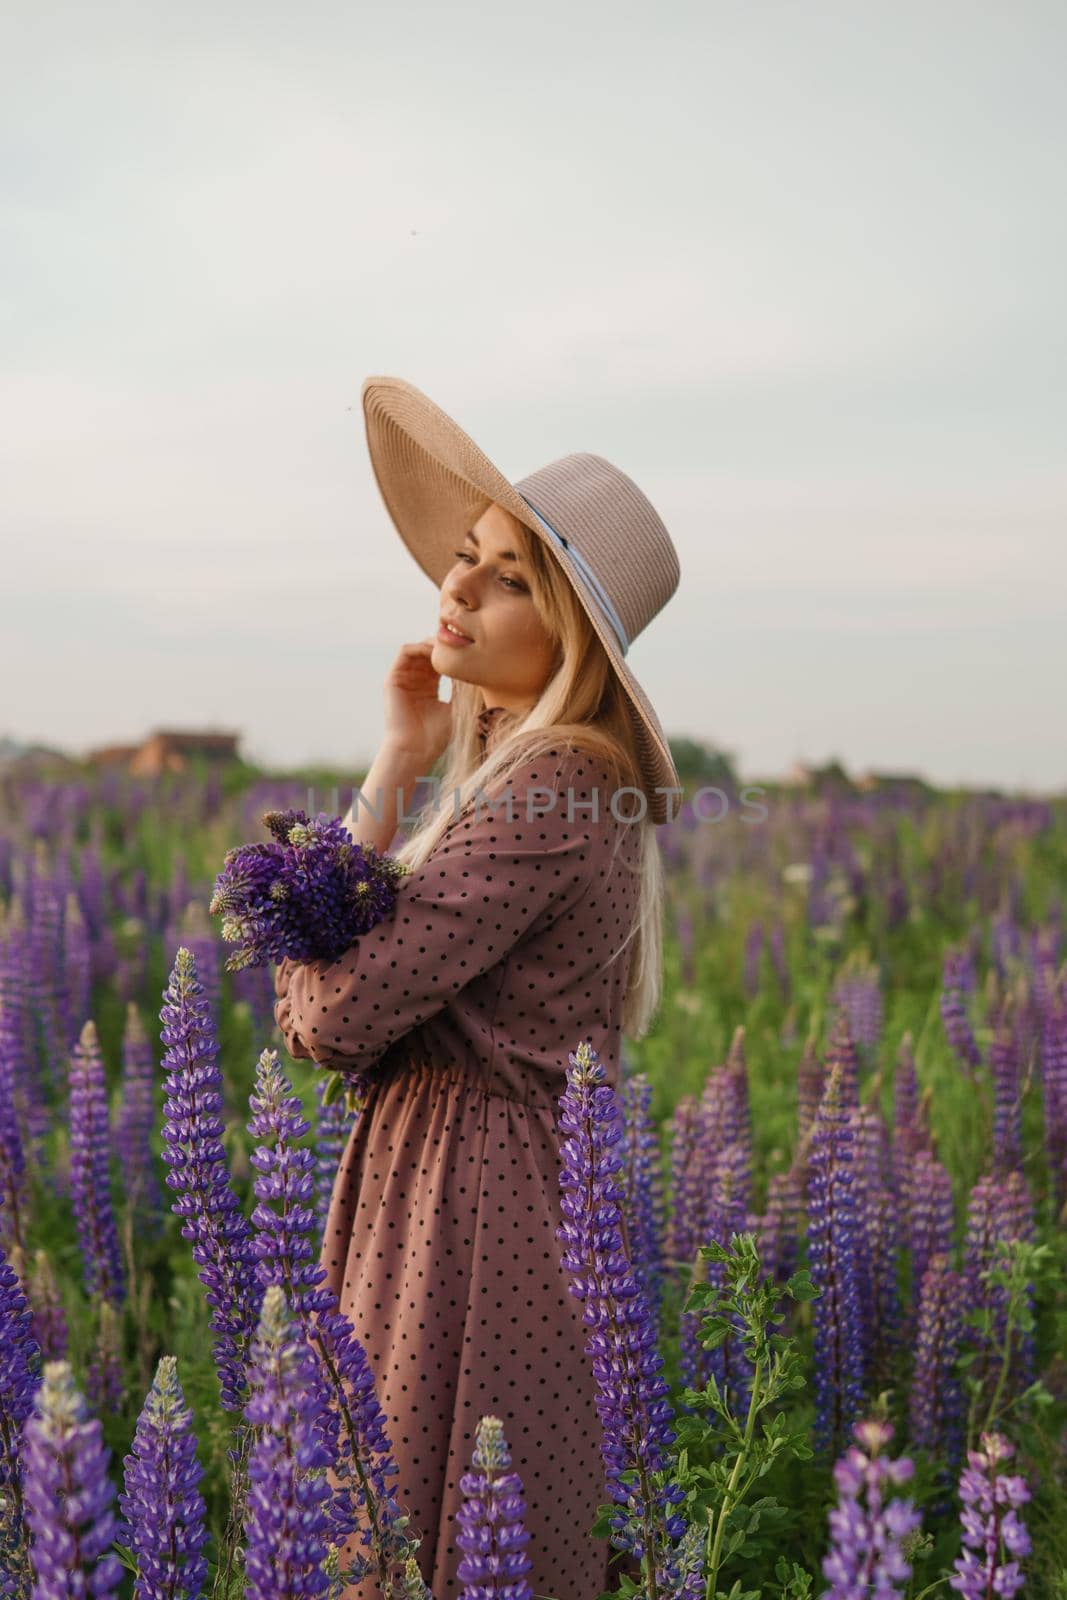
[86,730,241,777]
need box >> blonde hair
[392,505,666,1040]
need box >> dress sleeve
[272,744,628,1075]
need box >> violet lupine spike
[116,1354,209,1600]
[805,1060,866,1459]
[755,1167,803,1285]
[821,1418,922,1599]
[1,910,51,1166]
[20,1359,125,1597]
[850,1106,900,1387]
[796,1030,825,1160]
[0,1212,42,1592]
[1040,993,1067,1212]
[242,1285,335,1600]
[159,946,260,1412]
[116,1001,165,1226]
[989,1008,1024,1176]
[702,1142,754,1416]
[961,1172,1037,1405]
[68,1019,126,1305]
[619,1072,667,1322]
[0,1004,29,1261]
[830,963,884,1062]
[940,950,982,1073]
[455,1415,533,1600]
[891,1032,929,1209]
[823,1011,861,1113]
[27,1250,69,1365]
[909,1253,965,1487]
[555,1040,692,1591]
[27,849,67,1099]
[949,1432,1031,1600]
[62,891,92,1052]
[907,1148,954,1321]
[247,1048,417,1586]
[313,1072,358,1243]
[666,1096,703,1276]
[743,919,764,998]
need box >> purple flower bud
[117,1354,209,1599]
[821,1418,921,1598]
[242,1286,335,1599]
[20,1360,125,1597]
[949,1432,1031,1600]
[68,1020,126,1304]
[455,1416,533,1598]
[159,947,260,1411]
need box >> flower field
[1,761,1065,1597]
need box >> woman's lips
[437,622,474,646]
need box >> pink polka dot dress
[272,704,642,1599]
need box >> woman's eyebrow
[464,528,524,564]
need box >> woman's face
[434,502,558,711]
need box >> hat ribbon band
[518,494,630,657]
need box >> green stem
[704,1356,763,1600]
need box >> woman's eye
[453,551,525,593]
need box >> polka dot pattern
[273,711,642,1599]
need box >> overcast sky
[2,0,1064,791]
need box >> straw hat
[361,375,682,825]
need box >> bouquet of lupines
[209,809,411,973]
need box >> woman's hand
[381,639,454,767]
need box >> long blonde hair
[392,507,666,1039]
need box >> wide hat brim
[361,374,682,825]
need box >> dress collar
[476,704,510,751]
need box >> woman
[273,375,683,1599]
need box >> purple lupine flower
[69,1020,126,1305]
[704,1142,754,1416]
[620,1072,667,1322]
[0,1211,42,1592]
[313,1071,358,1243]
[940,950,982,1073]
[86,1297,125,1416]
[63,891,92,1050]
[850,1106,900,1387]
[699,1030,753,1213]
[949,1432,1031,1599]
[830,965,884,1061]
[796,1030,825,1160]
[755,1167,803,1285]
[891,1033,931,1213]
[116,1001,165,1226]
[455,1415,533,1599]
[823,1011,860,1113]
[907,1149,954,1321]
[666,1096,703,1276]
[159,946,260,1411]
[743,919,764,998]
[0,908,51,1164]
[27,851,67,1098]
[961,1171,1037,1405]
[27,1249,69,1365]
[247,1048,416,1586]
[555,1040,691,1590]
[20,1360,125,1596]
[821,1418,921,1598]
[1040,993,1067,1212]
[909,1253,965,1483]
[0,1007,29,1259]
[991,914,1022,983]
[117,1354,209,1600]
[242,1285,334,1600]
[989,1010,1023,1176]
[806,1060,865,1457]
